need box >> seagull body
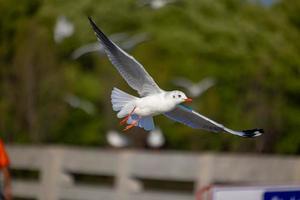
[88,17,263,137]
[173,77,216,98]
[118,92,184,117]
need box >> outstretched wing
[164,105,263,137]
[88,17,162,97]
[72,33,129,59]
[71,42,102,59]
[120,33,149,51]
[196,77,216,95]
[172,77,194,89]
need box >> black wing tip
[88,16,97,27]
[87,16,115,51]
[87,16,99,32]
[241,128,264,138]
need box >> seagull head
[168,90,192,104]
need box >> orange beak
[184,98,193,103]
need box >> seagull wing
[88,17,162,97]
[72,33,128,59]
[108,32,129,42]
[164,105,263,137]
[121,33,149,51]
[196,77,216,95]
[172,77,194,89]
[71,42,103,59]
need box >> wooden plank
[12,180,40,198]
[130,191,193,200]
[61,148,119,175]
[212,154,300,183]
[129,151,199,180]
[7,146,44,169]
[59,185,115,200]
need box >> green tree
[0,0,299,153]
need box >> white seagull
[71,33,149,59]
[138,0,178,9]
[64,94,96,115]
[88,17,263,137]
[106,130,130,148]
[147,128,165,148]
[71,32,128,59]
[54,16,74,43]
[173,77,216,98]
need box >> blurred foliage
[0,0,299,154]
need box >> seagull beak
[184,98,193,103]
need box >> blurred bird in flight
[54,15,74,43]
[173,77,216,98]
[106,130,130,148]
[64,94,96,115]
[138,0,178,9]
[88,17,263,138]
[106,128,165,149]
[147,128,165,148]
[71,33,149,59]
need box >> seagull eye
[173,95,175,98]
[178,95,181,98]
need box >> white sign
[210,185,300,200]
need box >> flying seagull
[106,130,130,148]
[71,32,128,59]
[88,17,263,137]
[147,128,165,148]
[54,15,74,43]
[173,77,216,98]
[64,94,96,115]
[138,0,178,9]
[71,33,149,59]
[118,33,149,51]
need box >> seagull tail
[111,87,138,116]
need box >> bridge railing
[7,145,300,200]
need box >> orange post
[0,139,10,169]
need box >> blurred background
[0,0,300,199]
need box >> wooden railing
[6,145,300,200]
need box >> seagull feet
[119,107,136,125]
[123,120,138,131]
[120,116,130,125]
[119,107,141,131]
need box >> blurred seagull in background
[138,0,178,9]
[106,130,130,148]
[173,77,216,98]
[147,128,165,148]
[71,33,149,59]
[64,94,96,115]
[88,17,263,138]
[71,32,128,59]
[118,33,149,52]
[54,15,74,43]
